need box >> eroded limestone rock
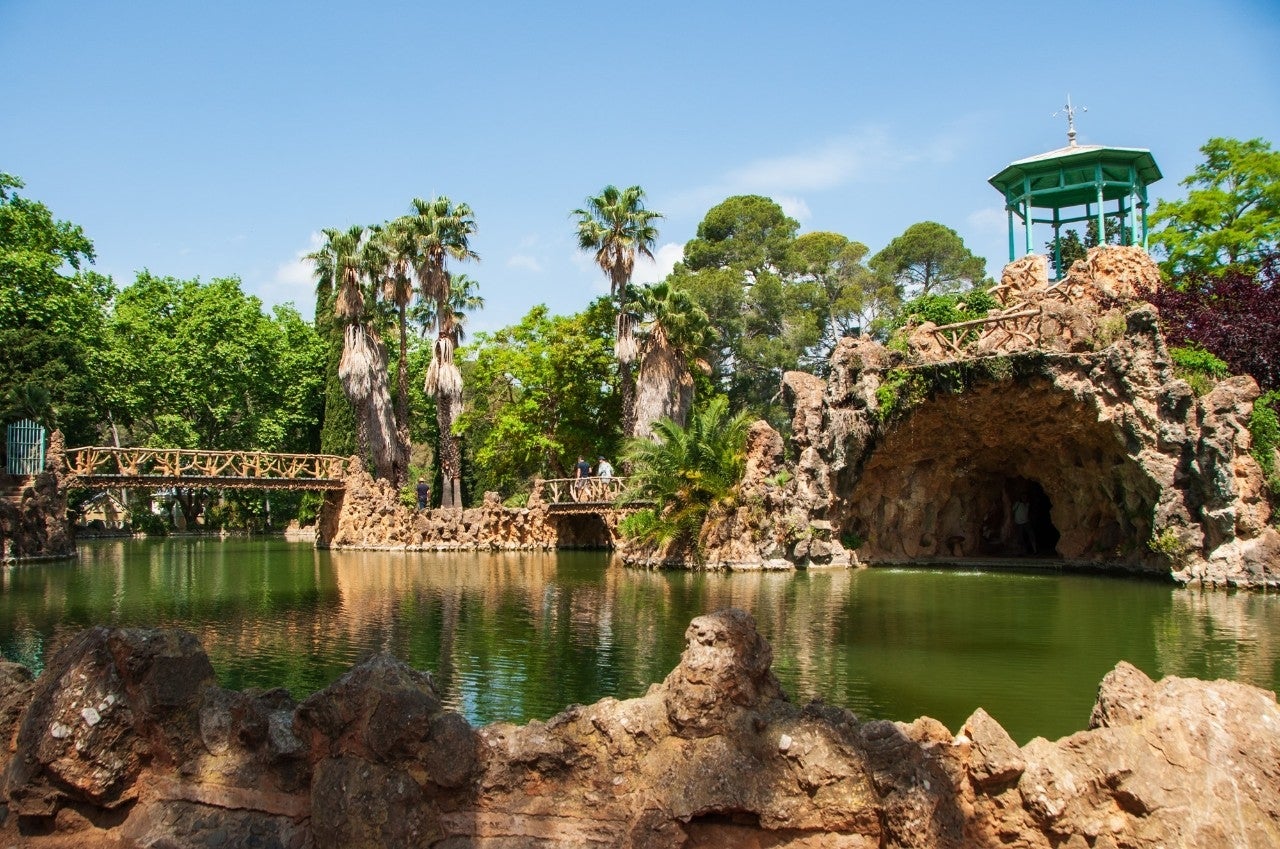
[717,248,1276,587]
[2,614,1278,848]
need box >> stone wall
[317,464,622,551]
[699,248,1279,588]
[0,430,74,562]
[1,611,1277,847]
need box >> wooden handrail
[65,447,349,483]
[539,476,630,504]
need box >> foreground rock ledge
[2,612,1277,848]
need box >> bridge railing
[66,447,350,484]
[540,476,630,505]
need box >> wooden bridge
[65,447,349,491]
[538,477,643,514]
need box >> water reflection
[1,541,1277,744]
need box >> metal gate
[6,419,47,475]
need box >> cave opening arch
[834,378,1160,566]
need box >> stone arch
[834,379,1162,568]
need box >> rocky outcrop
[0,429,75,562]
[708,248,1277,587]
[2,612,1278,847]
[318,465,562,551]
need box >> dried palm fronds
[425,336,464,400]
[616,312,639,364]
[336,273,365,321]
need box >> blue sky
[3,0,1278,334]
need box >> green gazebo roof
[989,144,1162,208]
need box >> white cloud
[724,138,869,192]
[775,196,812,222]
[506,253,543,272]
[247,232,322,311]
[669,125,975,217]
[634,242,684,284]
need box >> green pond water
[2,538,1278,744]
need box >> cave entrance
[836,382,1159,565]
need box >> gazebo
[989,104,1162,279]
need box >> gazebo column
[1095,162,1106,245]
[1007,206,1016,262]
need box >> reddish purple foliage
[1146,254,1280,391]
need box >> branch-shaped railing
[928,283,1079,357]
[539,476,630,505]
[65,447,350,490]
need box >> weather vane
[1052,95,1087,147]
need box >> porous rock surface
[2,610,1278,847]
[698,248,1279,587]
[317,467,620,551]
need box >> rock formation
[2,611,1278,847]
[697,248,1279,588]
[318,464,621,551]
[0,429,74,562]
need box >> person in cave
[1013,497,1036,555]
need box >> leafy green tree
[103,273,321,451]
[0,173,114,444]
[401,196,480,508]
[574,185,662,438]
[673,196,806,421]
[784,231,893,370]
[869,221,990,298]
[101,273,324,524]
[1151,137,1280,275]
[310,232,358,459]
[682,194,799,274]
[619,395,752,558]
[455,300,619,497]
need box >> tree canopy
[455,299,620,497]
[0,173,114,443]
[869,221,989,298]
[101,272,324,452]
[1151,137,1280,276]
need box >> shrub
[1170,344,1230,396]
[1147,526,1189,564]
[1146,254,1280,391]
[874,368,927,422]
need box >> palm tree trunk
[620,360,637,439]
[437,393,463,509]
[634,337,691,439]
[394,304,411,483]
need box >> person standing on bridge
[596,456,614,480]
[574,455,591,501]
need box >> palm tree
[379,220,421,467]
[630,282,713,439]
[573,185,662,438]
[619,395,751,559]
[402,196,479,509]
[307,225,406,483]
